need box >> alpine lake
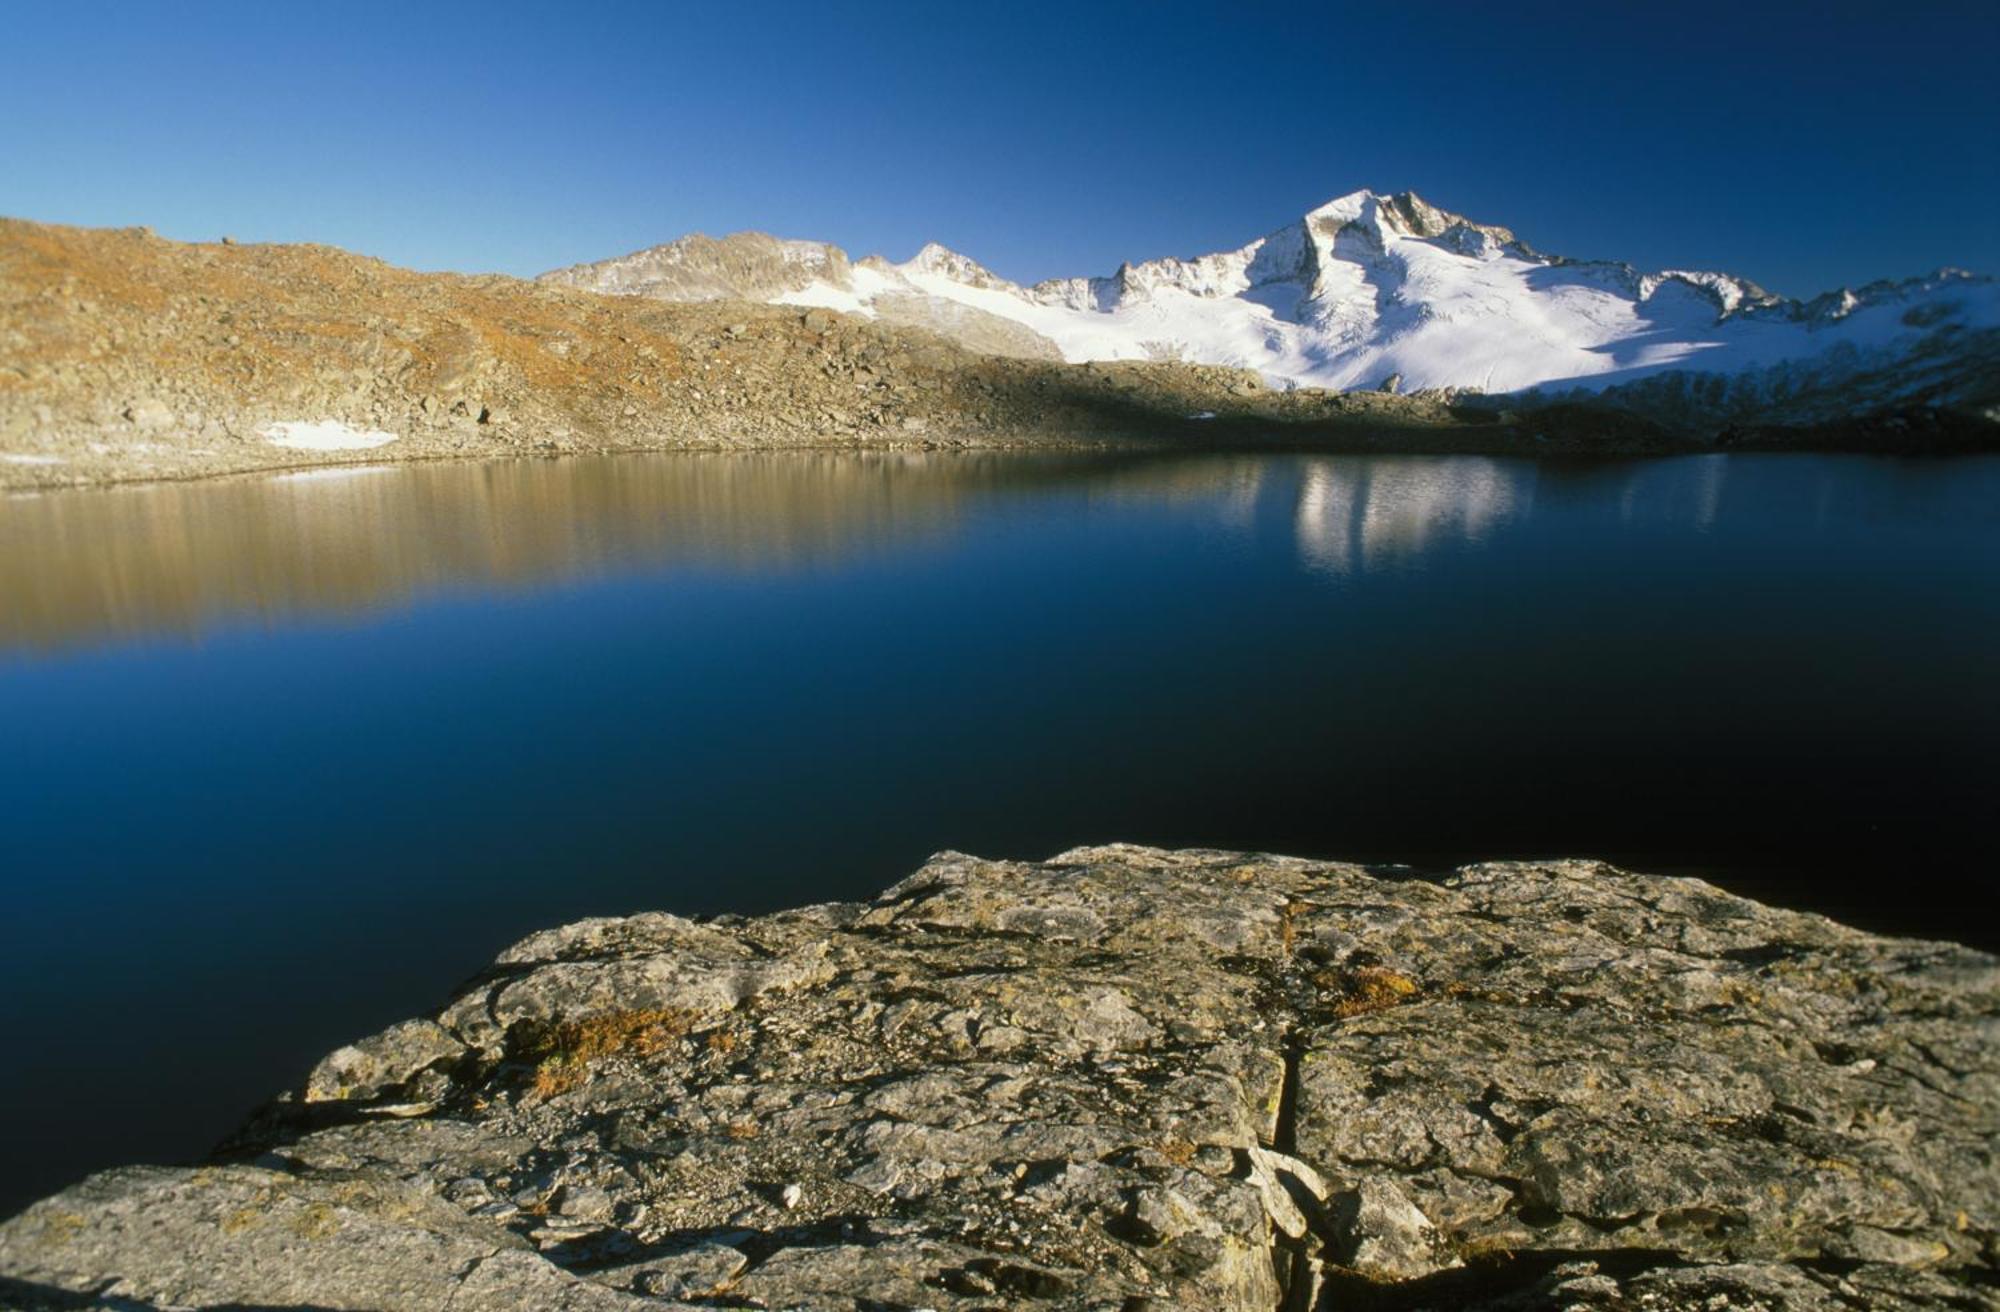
[2,448,1996,1214]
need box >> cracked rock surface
[2,846,1995,1309]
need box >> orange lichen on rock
[520,1007,696,1098]
[1317,964,1422,1018]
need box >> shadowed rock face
[2,847,1994,1310]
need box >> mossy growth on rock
[515,1007,697,1099]
[1316,964,1423,1018]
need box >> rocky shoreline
[4,220,1991,494]
[2,846,1994,1310]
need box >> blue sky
[2,0,1995,296]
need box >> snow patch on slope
[262,421,399,451]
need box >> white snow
[261,421,400,451]
[772,283,873,314]
[734,189,1996,409]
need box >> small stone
[530,1217,600,1247]
[634,1240,751,1298]
[441,1177,492,1206]
[1244,1145,1322,1240]
[304,1019,463,1103]
[554,1183,614,1223]
[846,1158,900,1193]
[1325,1177,1457,1282]
[1126,1186,1199,1245]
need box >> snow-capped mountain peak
[901,242,1016,291]
[1304,187,1378,223]
[539,191,1998,429]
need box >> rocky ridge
[537,233,1065,362]
[2,846,1994,1309]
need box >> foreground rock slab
[3,846,1995,1309]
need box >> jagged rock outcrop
[3,846,1994,1309]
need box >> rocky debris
[868,288,1066,362]
[3,845,1996,1309]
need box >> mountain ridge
[539,189,2000,427]
[2,213,1990,493]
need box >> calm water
[2,450,1997,1214]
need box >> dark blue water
[2,451,1996,1215]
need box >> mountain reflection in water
[2,448,1997,1219]
[4,450,1964,651]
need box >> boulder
[3,847,1994,1309]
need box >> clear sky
[2,0,1995,297]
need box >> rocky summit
[2,846,1994,1310]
